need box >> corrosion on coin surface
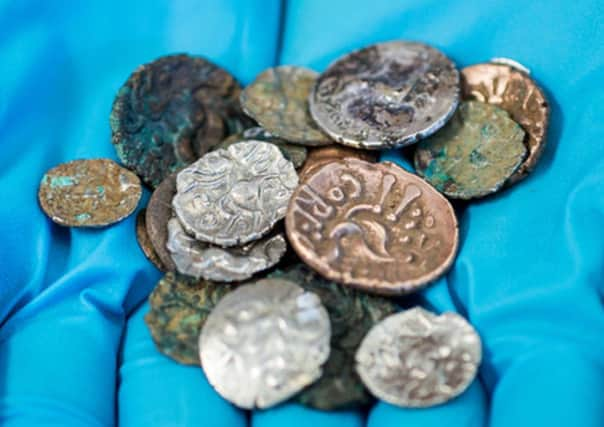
[414,101,527,199]
[240,66,331,146]
[136,209,166,271]
[310,41,460,149]
[461,62,549,184]
[146,174,177,271]
[110,54,241,188]
[145,272,233,365]
[191,106,226,158]
[200,278,331,409]
[299,144,377,180]
[286,158,458,295]
[269,263,397,409]
[356,307,482,408]
[38,158,141,227]
[173,141,298,247]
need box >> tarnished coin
[110,54,241,188]
[166,217,286,282]
[38,159,141,227]
[146,174,177,271]
[461,62,549,184]
[240,66,331,146]
[299,144,377,180]
[145,272,233,365]
[414,101,527,199]
[191,106,226,158]
[356,307,482,408]
[269,264,397,409]
[136,210,166,271]
[286,158,458,295]
[173,141,298,247]
[310,41,460,149]
[200,278,331,409]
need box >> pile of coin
[37,42,550,410]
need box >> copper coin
[145,174,177,271]
[299,145,377,180]
[135,209,166,271]
[461,62,549,184]
[286,158,458,295]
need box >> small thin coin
[286,158,458,295]
[269,264,397,409]
[461,62,549,184]
[145,272,233,365]
[200,278,331,409]
[191,106,226,158]
[356,307,482,408]
[166,217,287,282]
[173,141,298,247]
[146,174,177,271]
[136,209,166,271]
[310,41,460,149]
[414,101,527,199]
[110,54,241,188]
[241,66,331,146]
[38,159,141,227]
[299,144,377,180]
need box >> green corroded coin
[414,101,527,199]
[144,272,233,365]
[269,264,397,409]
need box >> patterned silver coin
[172,141,298,247]
[166,217,287,282]
[355,307,481,408]
[310,41,460,149]
[200,278,331,409]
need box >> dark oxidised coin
[145,272,233,365]
[136,209,166,271]
[110,54,241,188]
[146,174,177,271]
[286,158,458,296]
[299,144,377,180]
[38,159,141,227]
[414,101,527,199]
[241,66,331,146]
[191,106,226,158]
[268,263,397,409]
[310,41,460,149]
[461,62,549,184]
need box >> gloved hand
[1,1,603,426]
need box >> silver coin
[199,278,331,409]
[355,307,481,408]
[166,217,287,282]
[310,41,460,149]
[172,141,298,247]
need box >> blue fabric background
[1,1,603,426]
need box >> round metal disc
[298,144,377,181]
[135,209,166,271]
[191,106,226,158]
[145,174,177,271]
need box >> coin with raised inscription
[241,66,331,146]
[200,278,331,409]
[166,217,286,282]
[136,209,166,271]
[110,54,241,187]
[38,159,141,227]
[146,174,177,271]
[356,307,482,408]
[173,141,298,247]
[145,272,233,365]
[269,264,397,409]
[414,101,527,199]
[286,158,458,295]
[310,41,460,149]
[461,62,549,184]
[299,144,377,180]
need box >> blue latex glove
[1,1,603,426]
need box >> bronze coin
[145,174,177,271]
[461,62,549,184]
[299,145,377,180]
[286,158,458,295]
[191,106,226,158]
[135,209,166,271]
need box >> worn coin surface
[241,66,331,146]
[199,278,331,409]
[38,159,141,227]
[191,106,226,158]
[110,54,241,187]
[166,217,287,282]
[269,264,397,409]
[461,62,549,184]
[146,174,177,271]
[310,41,460,149]
[299,144,377,180]
[414,101,527,199]
[136,209,166,271]
[145,272,233,365]
[173,141,298,247]
[286,158,458,295]
[356,307,482,408]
